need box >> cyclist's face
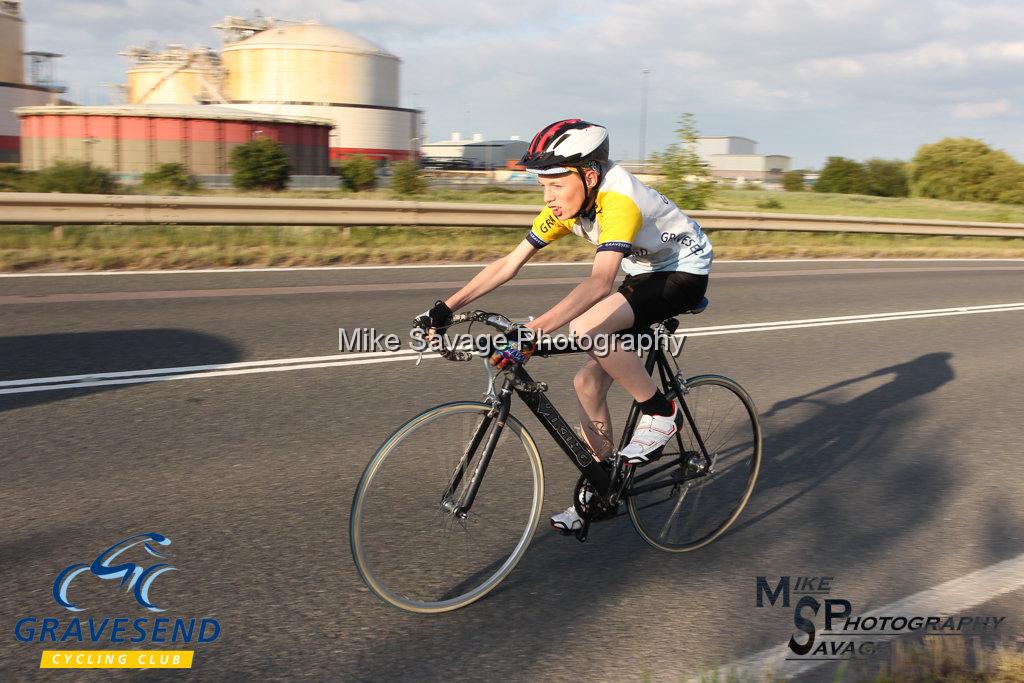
[538,170,594,219]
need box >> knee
[573,363,607,397]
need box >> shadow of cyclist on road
[729,351,955,537]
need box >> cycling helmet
[519,119,609,174]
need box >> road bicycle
[350,299,762,613]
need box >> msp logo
[13,532,221,670]
[756,575,1006,661]
[53,533,176,613]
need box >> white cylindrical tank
[0,1,25,84]
[124,47,224,104]
[127,67,201,104]
[221,23,400,106]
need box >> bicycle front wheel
[627,375,761,552]
[350,401,544,613]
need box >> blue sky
[20,0,1024,169]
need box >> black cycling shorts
[616,271,709,333]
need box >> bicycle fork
[440,389,514,518]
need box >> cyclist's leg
[573,357,615,461]
[551,294,654,534]
[568,292,658,402]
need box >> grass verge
[81,187,1024,224]
[3,225,1023,272]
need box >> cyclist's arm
[443,239,538,311]
[526,250,623,334]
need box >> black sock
[638,390,673,416]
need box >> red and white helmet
[519,119,609,174]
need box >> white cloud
[952,99,1013,119]
[14,0,1024,167]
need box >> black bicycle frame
[447,336,714,516]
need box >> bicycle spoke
[351,403,543,612]
[628,377,761,552]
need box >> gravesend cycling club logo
[12,532,221,670]
[53,532,176,612]
[756,575,1006,661]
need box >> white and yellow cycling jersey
[525,163,712,276]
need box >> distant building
[122,18,421,163]
[421,133,528,170]
[0,1,63,163]
[694,136,791,182]
[16,104,333,175]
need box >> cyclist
[415,118,712,534]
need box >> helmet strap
[572,164,603,220]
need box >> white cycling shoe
[619,399,684,465]
[550,489,593,535]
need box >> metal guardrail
[2,193,1024,238]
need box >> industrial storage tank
[0,1,60,162]
[219,22,418,162]
[124,45,225,105]
[16,104,333,176]
[0,0,25,84]
[222,23,398,106]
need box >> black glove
[414,300,453,331]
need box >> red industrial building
[16,104,333,175]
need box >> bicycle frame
[442,333,715,519]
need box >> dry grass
[2,225,1023,272]
[865,635,1024,682]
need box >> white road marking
[675,302,1024,337]
[0,351,418,388]
[0,355,418,395]
[698,552,1024,682]
[3,302,1023,395]
[2,258,1023,277]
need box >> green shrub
[650,112,716,210]
[782,170,805,192]
[389,160,425,195]
[26,160,120,194]
[0,165,34,192]
[910,137,1024,204]
[229,137,291,191]
[338,154,378,191]
[814,156,870,194]
[140,162,199,194]
[756,197,783,209]
[864,158,909,197]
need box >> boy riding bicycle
[415,119,712,534]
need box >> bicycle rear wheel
[627,375,761,552]
[350,401,544,612]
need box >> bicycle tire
[350,401,544,613]
[627,374,761,553]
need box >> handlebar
[418,310,523,362]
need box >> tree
[782,170,805,192]
[910,138,1024,204]
[229,137,291,191]
[338,154,378,191]
[140,162,199,194]
[814,156,870,195]
[390,160,426,196]
[649,112,716,210]
[864,158,909,197]
[0,165,33,192]
[27,160,120,194]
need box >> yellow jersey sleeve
[526,207,573,249]
[594,191,643,254]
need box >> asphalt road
[2,259,1024,681]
